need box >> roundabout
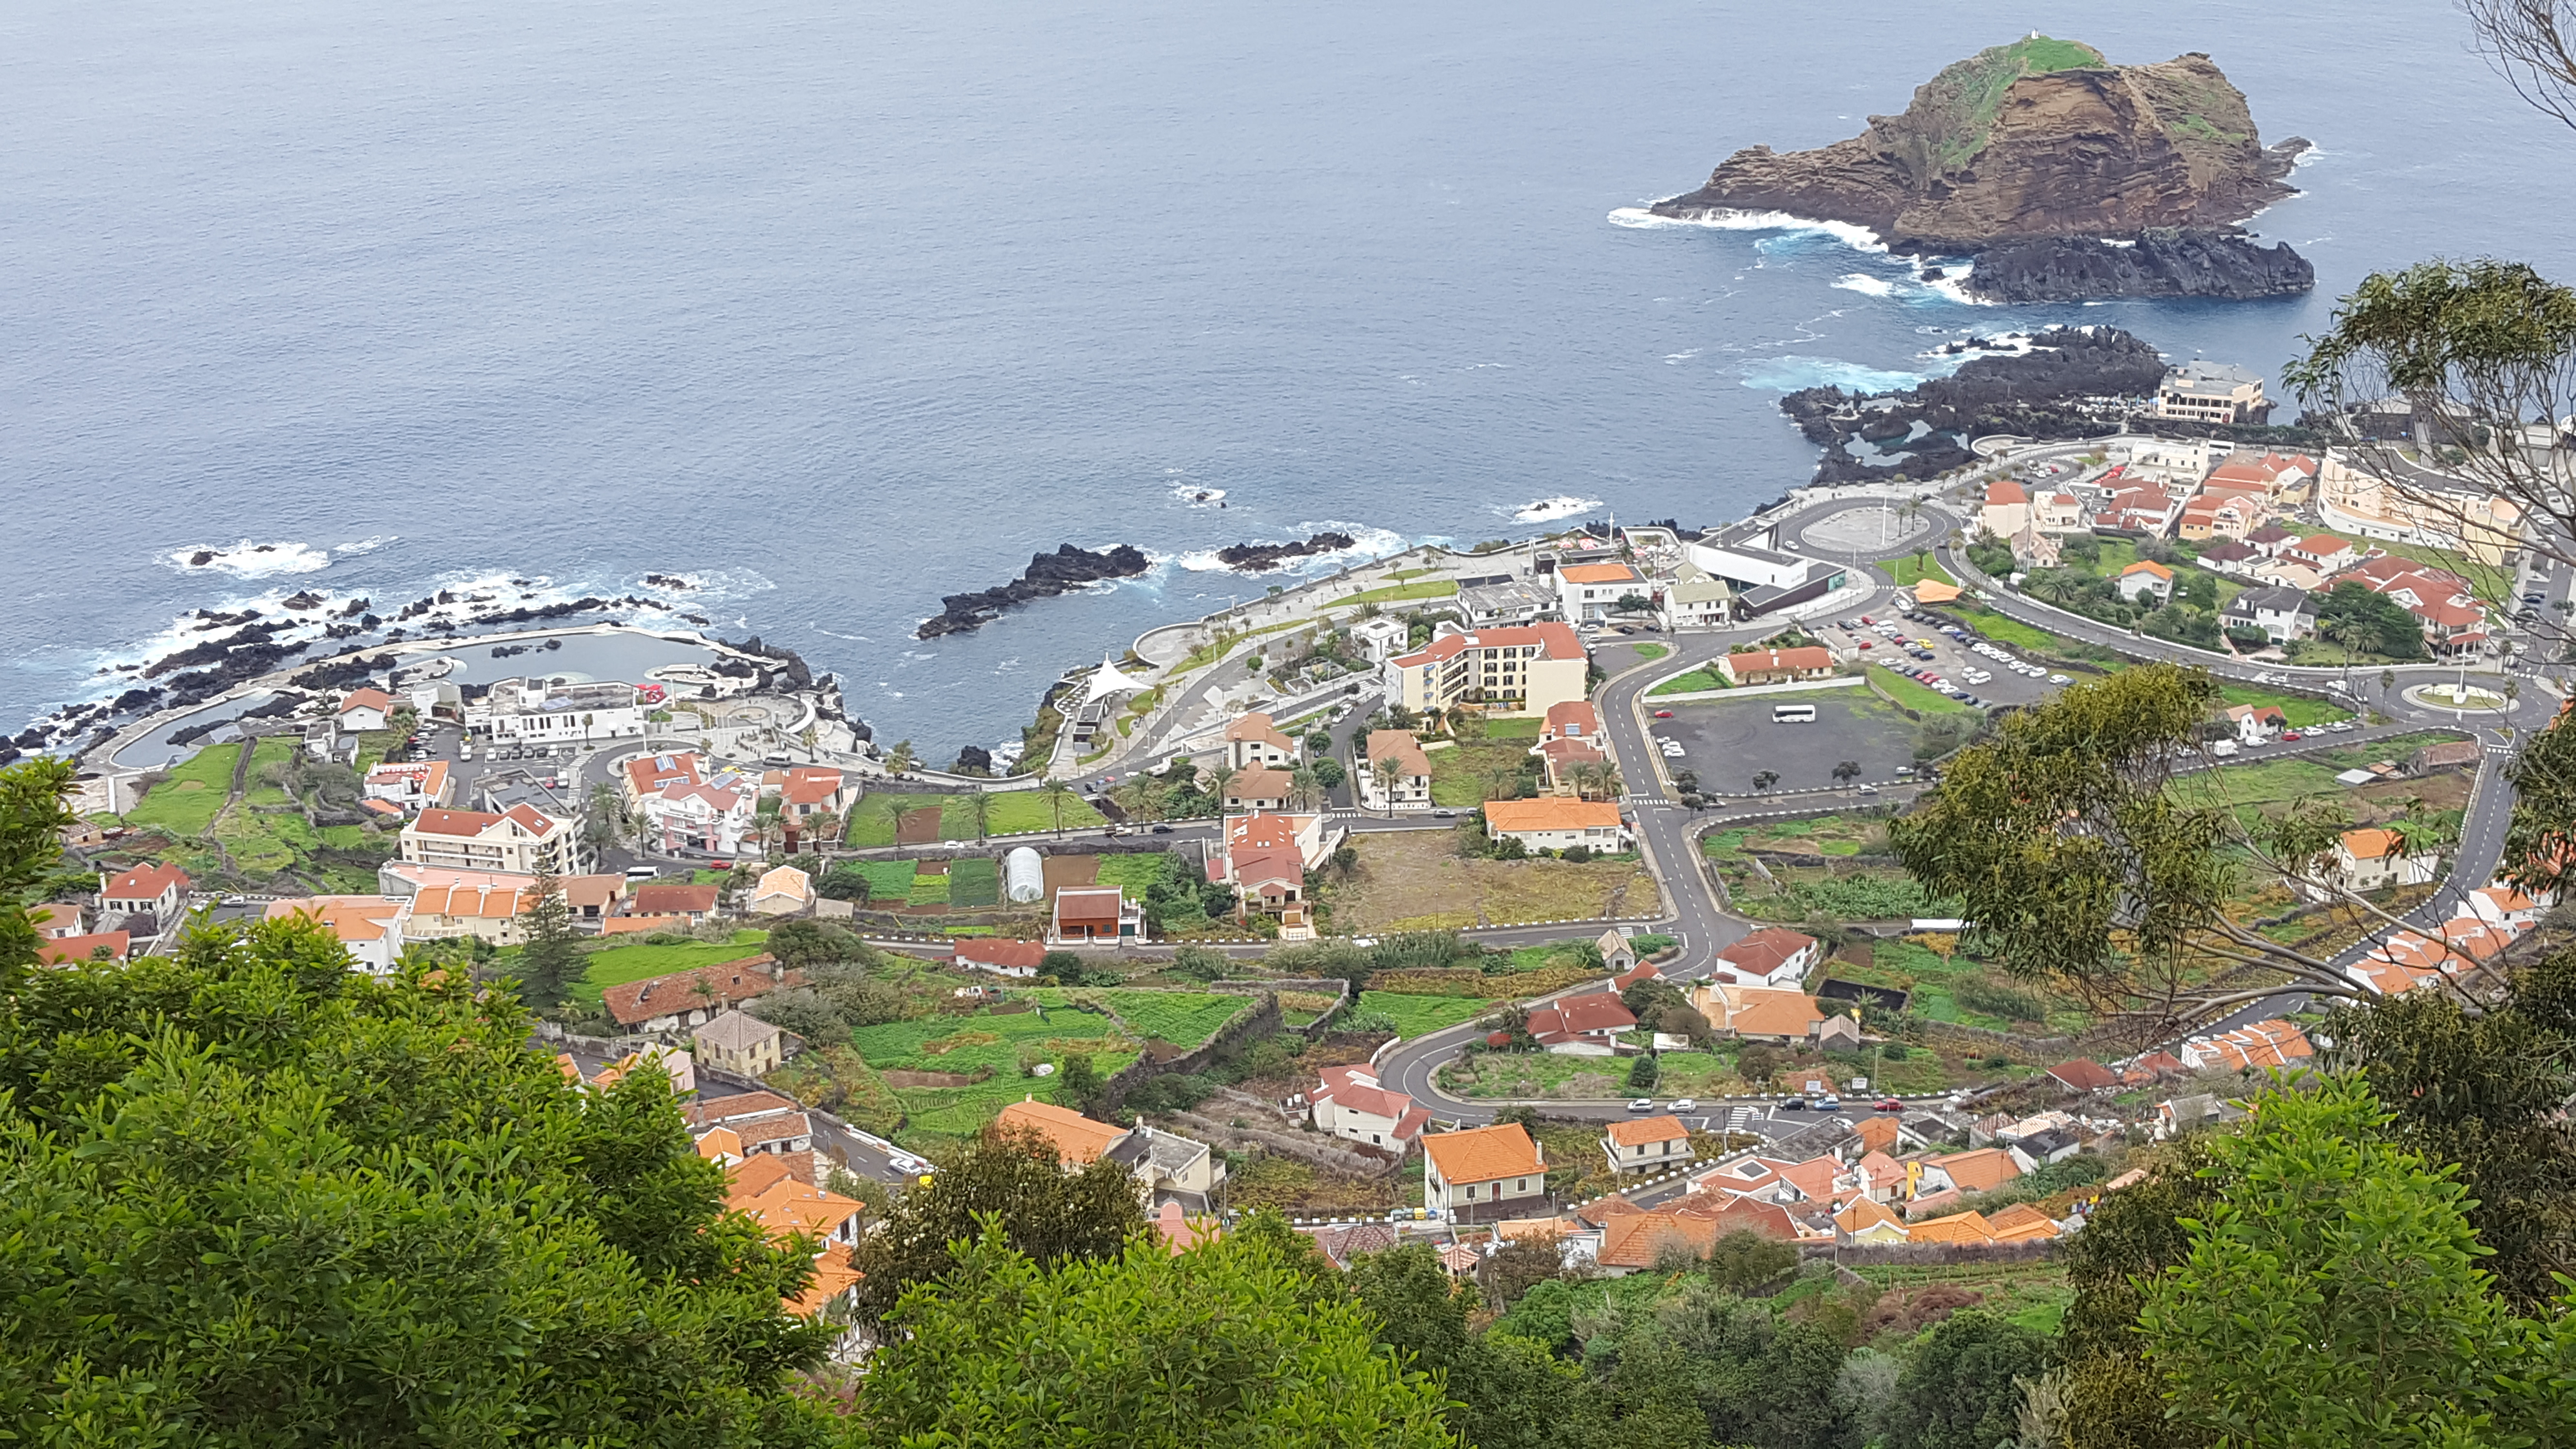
[2404,680,2512,713]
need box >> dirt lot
[1327,828,1662,932]
[1041,854,1100,893]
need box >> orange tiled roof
[1604,1114,1689,1147]
[1836,1197,1906,1237]
[1985,1203,2060,1242]
[1909,1209,1997,1246]
[1933,1147,2021,1194]
[1483,797,1622,833]
[1424,1123,1542,1185]
[996,1098,1127,1164]
[1560,563,1641,585]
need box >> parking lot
[1647,690,1920,795]
[1826,612,2065,709]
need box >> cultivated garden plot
[570,930,772,1006]
[842,789,1104,846]
[1324,830,1660,932]
[1703,816,1952,925]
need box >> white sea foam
[1833,274,1898,298]
[1169,483,1227,506]
[1508,496,1603,523]
[334,533,398,556]
[2293,145,2327,168]
[1737,356,1928,393]
[1609,205,1888,255]
[1662,349,1703,365]
[167,540,332,578]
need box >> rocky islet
[1651,37,2314,300]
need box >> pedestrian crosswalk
[1726,1106,1756,1131]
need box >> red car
[1875,1098,1903,1111]
[1857,640,1873,649]
[2281,730,2303,741]
[1653,709,1674,719]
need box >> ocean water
[4,0,2571,759]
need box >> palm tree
[1601,766,1624,800]
[1371,756,1404,816]
[1832,760,1862,787]
[1039,779,1075,838]
[805,808,842,854]
[1288,766,1322,812]
[966,789,993,843]
[1202,762,1240,815]
[1567,760,1603,800]
[1752,770,1779,793]
[2380,668,2398,694]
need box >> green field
[1648,668,1730,696]
[1872,670,1972,715]
[238,738,301,805]
[1952,604,2061,653]
[1095,853,1178,892]
[1036,988,1247,1046]
[949,857,1000,907]
[1336,579,1459,608]
[2215,683,2354,727]
[1424,739,1539,808]
[1358,990,1501,1039]
[126,743,241,836]
[907,870,951,906]
[850,1002,1139,1137]
[845,789,1104,846]
[848,858,924,899]
[1889,555,1955,588]
[1480,717,1543,739]
[572,930,771,1005]
[1631,643,1671,661]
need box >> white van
[1772,703,1818,724]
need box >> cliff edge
[1651,37,2310,253]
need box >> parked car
[1654,709,1675,718]
[1627,1098,1657,1112]
[2281,731,2303,741]
[2048,673,2072,685]
[1433,809,1457,818]
[1874,1098,1903,1111]
[1669,1098,1697,1113]
[1815,1095,1843,1111]
[1150,823,1173,834]
[1777,1097,1809,1111]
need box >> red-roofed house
[644,780,755,855]
[777,767,850,828]
[1525,991,1639,1054]
[38,931,130,966]
[99,862,191,921]
[2334,827,2436,893]
[2046,1059,2121,1093]
[338,688,396,731]
[400,805,580,876]
[1714,928,1821,989]
[2286,534,2359,573]
[606,956,798,1034]
[954,937,1048,977]
[1719,646,1836,686]
[1051,886,1142,945]
[1310,1065,1431,1149]
[1356,731,1433,812]
[623,751,704,801]
[1423,1123,1546,1221]
[1980,479,2030,539]
[2115,560,2174,602]
[1601,1114,1692,1174]
[2179,1018,2315,1071]
[1223,710,1299,770]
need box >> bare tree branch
[2464,0,2576,134]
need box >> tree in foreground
[0,937,836,1444]
[843,1124,1146,1330]
[1888,662,2465,1034]
[513,864,583,1007]
[2133,1077,2576,1444]
[851,1217,1460,1449]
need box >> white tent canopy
[1079,655,1146,706]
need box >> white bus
[1771,703,1817,724]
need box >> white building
[468,677,648,745]
[1554,562,1645,624]
[398,805,585,876]
[1309,1065,1429,1149]
[1349,616,1412,663]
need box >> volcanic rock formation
[1652,38,2310,256]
